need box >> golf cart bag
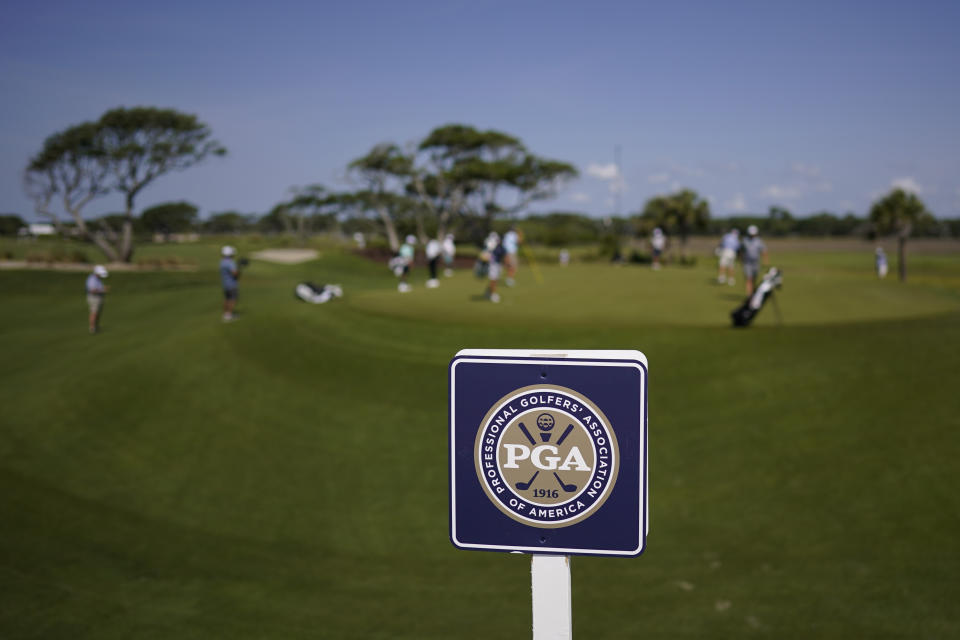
[731,267,783,327]
[294,282,343,304]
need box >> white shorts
[488,262,501,280]
[719,248,736,268]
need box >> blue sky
[2,0,959,221]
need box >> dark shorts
[224,287,238,300]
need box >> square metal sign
[449,349,648,557]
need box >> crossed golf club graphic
[514,413,578,494]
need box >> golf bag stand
[731,267,783,328]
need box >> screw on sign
[449,349,648,639]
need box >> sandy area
[0,261,197,272]
[251,249,319,264]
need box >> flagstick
[532,554,572,639]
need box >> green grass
[1,243,959,638]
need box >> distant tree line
[16,107,959,280]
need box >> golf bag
[388,255,408,277]
[731,267,783,327]
[294,282,343,304]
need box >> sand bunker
[251,249,319,264]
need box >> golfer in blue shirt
[220,246,240,321]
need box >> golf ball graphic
[536,413,555,431]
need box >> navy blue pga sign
[449,350,648,557]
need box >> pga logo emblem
[475,385,619,528]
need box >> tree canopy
[24,107,225,261]
[141,201,199,235]
[869,188,933,281]
[639,189,711,255]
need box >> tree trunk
[69,209,120,263]
[437,210,450,240]
[120,194,136,262]
[415,210,428,244]
[377,206,400,251]
[120,219,135,262]
[898,235,907,282]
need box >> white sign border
[450,349,648,557]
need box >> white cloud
[586,163,620,181]
[726,193,747,212]
[670,164,705,178]
[792,163,822,178]
[570,192,591,203]
[608,180,626,195]
[891,176,923,194]
[647,172,670,184]
[762,185,801,200]
[814,180,833,193]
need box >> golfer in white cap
[220,245,240,321]
[86,265,109,334]
[741,225,768,296]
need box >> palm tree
[641,189,710,259]
[869,189,932,282]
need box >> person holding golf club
[85,264,109,334]
[742,225,769,296]
[396,235,416,293]
[483,231,505,303]
[442,233,456,277]
[503,225,521,286]
[220,245,241,322]
[425,236,442,288]
[650,227,666,270]
[717,228,740,285]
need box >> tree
[0,214,26,236]
[141,201,198,237]
[96,107,225,260]
[767,206,794,236]
[347,144,412,251]
[203,212,255,234]
[24,121,118,258]
[269,185,340,241]
[640,189,710,257]
[412,124,577,238]
[24,107,225,263]
[869,188,934,282]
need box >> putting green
[349,253,960,327]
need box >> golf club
[516,471,539,491]
[518,422,537,446]
[556,423,574,446]
[553,472,577,492]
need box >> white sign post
[531,554,572,639]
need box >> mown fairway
[1,241,959,638]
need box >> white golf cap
[221,245,236,256]
[747,225,759,236]
[406,235,417,244]
[93,265,108,278]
